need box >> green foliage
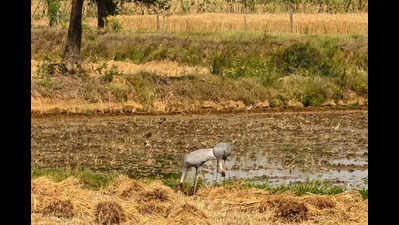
[100,65,121,83]
[126,72,156,106]
[300,82,326,106]
[273,42,323,75]
[336,70,368,96]
[224,57,284,87]
[180,0,195,13]
[36,61,56,91]
[272,41,349,78]
[359,189,368,200]
[211,54,231,75]
[110,19,122,32]
[242,180,348,196]
[31,168,118,190]
[33,30,367,107]
[46,0,61,27]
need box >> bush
[211,53,232,75]
[273,42,323,74]
[46,0,61,27]
[272,42,347,78]
[126,72,156,106]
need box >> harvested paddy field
[31,110,368,189]
[31,175,368,225]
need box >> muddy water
[31,110,368,189]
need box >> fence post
[162,14,166,32]
[244,14,247,32]
[156,13,160,32]
[289,7,294,33]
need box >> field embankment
[31,175,368,225]
[31,29,368,116]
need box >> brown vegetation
[95,201,126,225]
[32,13,368,35]
[31,59,367,116]
[31,176,368,225]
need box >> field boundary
[31,105,368,118]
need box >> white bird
[177,142,232,194]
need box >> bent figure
[177,142,232,194]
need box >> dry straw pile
[32,175,368,225]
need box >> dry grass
[82,60,209,78]
[32,59,209,78]
[31,175,368,225]
[103,13,368,35]
[32,12,368,35]
[31,0,368,17]
[30,59,368,115]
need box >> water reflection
[186,151,368,189]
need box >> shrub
[273,42,323,75]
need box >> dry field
[31,175,368,225]
[105,13,368,35]
[32,13,368,35]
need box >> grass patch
[239,180,346,196]
[125,72,156,106]
[359,189,368,200]
[31,30,367,109]
[221,179,367,199]
[32,168,368,199]
[31,168,118,190]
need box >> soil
[31,109,368,187]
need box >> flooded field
[31,110,368,189]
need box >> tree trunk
[97,0,105,29]
[63,0,84,66]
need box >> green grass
[31,169,368,199]
[359,189,368,200]
[241,180,346,196]
[31,168,118,190]
[32,29,368,108]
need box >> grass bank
[31,29,367,115]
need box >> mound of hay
[167,203,210,225]
[139,189,170,203]
[270,198,308,222]
[105,176,144,199]
[41,199,74,219]
[31,175,368,225]
[135,187,174,217]
[304,195,336,209]
[136,202,172,217]
[95,201,126,225]
[197,183,268,206]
